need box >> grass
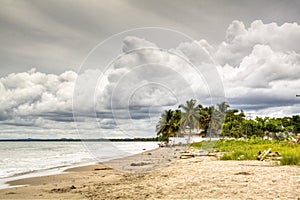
[190,138,300,166]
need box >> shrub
[192,138,300,166]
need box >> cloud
[215,20,300,67]
[1,20,300,139]
[0,34,215,138]
[98,119,117,129]
[94,36,212,112]
[210,21,300,115]
[221,44,300,88]
[122,36,158,52]
[2,0,300,78]
[0,69,77,120]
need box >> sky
[0,0,300,139]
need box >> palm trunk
[189,128,191,144]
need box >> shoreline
[3,146,181,188]
[0,146,299,199]
[0,161,98,190]
[0,141,160,190]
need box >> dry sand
[0,146,299,199]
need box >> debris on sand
[50,185,76,193]
[130,162,151,166]
[94,167,113,171]
[257,148,281,161]
[234,171,252,175]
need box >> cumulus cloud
[1,20,300,138]
[91,21,300,120]
[0,69,77,120]
[212,20,300,114]
[221,44,300,88]
[215,20,300,67]
[94,36,212,112]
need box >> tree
[291,115,300,133]
[217,102,230,114]
[221,109,245,138]
[179,99,199,142]
[281,117,292,127]
[255,116,268,133]
[265,118,283,133]
[198,105,212,135]
[208,102,229,139]
[171,109,182,136]
[156,109,181,143]
[157,100,300,141]
[208,106,221,138]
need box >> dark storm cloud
[37,112,74,122]
[2,122,34,127]
[127,0,300,41]
[1,0,300,76]
[229,96,300,111]
[96,111,114,119]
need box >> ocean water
[0,141,158,189]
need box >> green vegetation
[156,109,181,142]
[156,99,300,142]
[156,99,227,143]
[191,138,300,166]
[179,99,200,139]
[221,111,300,139]
[156,99,300,165]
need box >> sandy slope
[0,147,299,199]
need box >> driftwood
[179,151,221,159]
[257,148,281,161]
[158,142,167,147]
[234,171,252,175]
[51,185,76,193]
[179,154,195,159]
[259,148,272,161]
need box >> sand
[0,146,299,199]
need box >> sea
[0,141,158,189]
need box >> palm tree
[218,102,229,114]
[208,106,219,139]
[156,109,181,143]
[172,109,182,136]
[198,105,212,135]
[179,99,199,143]
[208,102,229,139]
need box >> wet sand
[0,146,299,199]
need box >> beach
[0,146,299,199]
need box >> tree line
[222,110,300,139]
[156,99,300,142]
